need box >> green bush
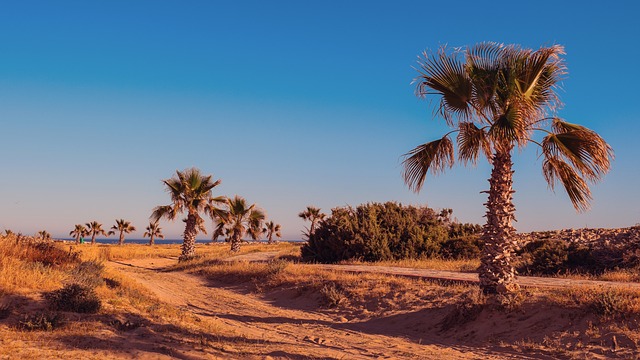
[68,260,105,289]
[439,236,482,260]
[45,284,101,313]
[301,202,476,263]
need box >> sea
[60,238,305,245]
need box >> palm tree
[263,221,282,244]
[85,221,107,245]
[69,224,88,245]
[143,221,165,246]
[151,167,224,261]
[37,230,51,241]
[110,219,136,245]
[215,195,266,252]
[402,43,613,295]
[4,229,14,237]
[298,206,325,239]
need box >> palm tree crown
[69,224,88,245]
[151,167,224,260]
[143,221,165,246]
[214,195,266,252]
[110,219,135,245]
[403,43,613,295]
[86,221,107,245]
[37,230,51,241]
[263,221,282,244]
[298,206,326,239]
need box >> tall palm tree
[37,230,51,241]
[85,221,107,245]
[69,224,88,245]
[263,221,282,244]
[110,219,136,245]
[143,221,165,246]
[215,195,266,252]
[298,206,325,239]
[151,167,224,261]
[402,43,613,295]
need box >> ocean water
[61,238,305,245]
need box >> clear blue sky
[1,1,638,240]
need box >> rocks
[515,226,640,250]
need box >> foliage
[68,260,105,289]
[439,236,482,260]
[301,202,476,263]
[18,312,65,331]
[45,283,101,313]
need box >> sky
[1,1,639,240]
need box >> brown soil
[110,257,520,359]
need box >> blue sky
[1,1,638,240]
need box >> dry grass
[342,257,480,272]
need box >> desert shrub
[439,288,485,330]
[518,240,569,275]
[439,236,482,260]
[18,312,65,331]
[68,260,105,288]
[319,283,346,308]
[590,289,633,318]
[45,284,101,313]
[301,202,472,263]
[265,259,289,276]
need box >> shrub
[439,236,482,260]
[18,312,65,331]
[319,283,346,308]
[302,202,465,263]
[517,240,568,275]
[45,284,101,313]
[68,260,105,289]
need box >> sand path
[230,251,640,290]
[109,257,540,359]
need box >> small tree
[110,219,135,245]
[215,196,266,252]
[37,230,51,241]
[263,221,282,245]
[69,224,88,245]
[143,221,165,246]
[298,206,325,239]
[85,221,107,245]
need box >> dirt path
[229,252,640,290]
[108,258,538,360]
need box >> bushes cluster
[45,283,101,313]
[301,202,482,263]
[516,239,640,276]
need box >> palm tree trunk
[91,234,96,245]
[118,232,125,245]
[75,235,80,245]
[149,234,155,246]
[478,149,519,295]
[180,214,197,261]
[267,233,273,245]
[230,235,241,253]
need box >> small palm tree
[143,221,165,245]
[69,224,88,245]
[298,206,325,239]
[151,167,225,261]
[263,221,282,244]
[4,229,14,237]
[85,221,107,245]
[402,43,613,295]
[215,195,266,252]
[37,230,51,241]
[110,219,136,245]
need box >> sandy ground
[107,257,557,359]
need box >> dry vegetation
[3,234,640,359]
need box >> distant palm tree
[263,221,282,245]
[298,206,325,239]
[69,224,88,245]
[37,230,51,241]
[85,221,107,245]
[4,229,14,237]
[216,195,266,252]
[143,221,165,245]
[151,167,225,261]
[402,42,613,295]
[110,219,136,245]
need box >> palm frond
[542,124,613,182]
[457,122,491,164]
[415,47,473,125]
[543,157,592,212]
[402,136,454,192]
